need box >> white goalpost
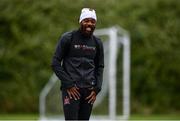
[39,26,130,121]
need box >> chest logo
[74,44,96,51]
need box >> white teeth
[86,27,91,31]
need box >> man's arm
[85,38,104,104]
[52,32,81,100]
[94,39,104,95]
[51,33,74,89]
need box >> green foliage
[0,0,180,115]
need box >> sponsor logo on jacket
[74,44,96,51]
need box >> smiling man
[51,8,104,120]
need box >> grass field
[130,114,180,120]
[0,114,180,120]
[0,114,38,120]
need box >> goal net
[39,26,130,121]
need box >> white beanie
[79,8,97,23]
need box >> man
[51,8,104,120]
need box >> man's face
[80,18,96,36]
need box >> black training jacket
[51,29,104,94]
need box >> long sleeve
[51,33,74,89]
[94,39,104,94]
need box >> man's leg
[62,90,80,120]
[78,89,93,120]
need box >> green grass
[0,114,180,120]
[0,114,38,120]
[130,114,180,120]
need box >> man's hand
[67,86,80,100]
[85,91,96,104]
